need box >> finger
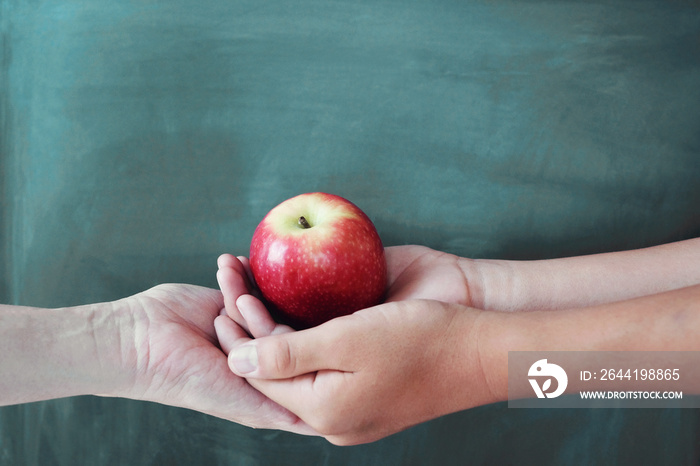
[209,318,322,438]
[217,253,239,269]
[237,256,256,287]
[216,261,252,333]
[214,315,252,355]
[384,245,417,284]
[216,268,247,332]
[218,254,255,292]
[227,321,347,379]
[243,373,319,415]
[236,294,295,339]
[237,256,264,300]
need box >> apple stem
[298,216,312,229]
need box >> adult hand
[112,283,316,435]
[0,280,317,435]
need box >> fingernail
[230,344,258,374]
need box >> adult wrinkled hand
[114,283,316,436]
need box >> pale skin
[0,284,314,435]
[215,238,700,445]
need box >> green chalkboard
[2,0,699,464]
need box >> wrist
[466,255,622,312]
[50,300,138,399]
[447,306,510,409]
[77,297,139,398]
[467,307,583,403]
[468,309,526,403]
[471,305,631,403]
[460,257,521,312]
[0,300,136,406]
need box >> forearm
[469,237,700,312]
[0,301,134,406]
[474,283,700,403]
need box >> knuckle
[260,338,294,377]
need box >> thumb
[227,328,330,379]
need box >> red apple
[249,192,387,329]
